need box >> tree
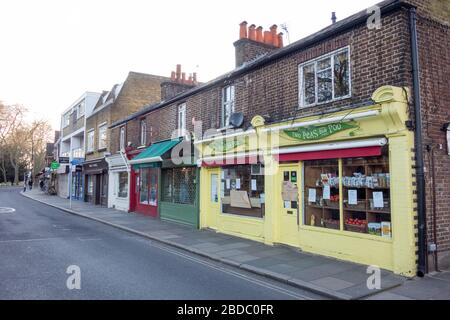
[0,102,52,185]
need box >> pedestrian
[23,180,27,192]
[39,179,44,191]
[28,179,33,190]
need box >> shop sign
[59,157,70,164]
[50,161,60,170]
[284,121,359,141]
[208,139,246,153]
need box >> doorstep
[21,189,406,300]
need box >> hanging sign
[284,121,359,141]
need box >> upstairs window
[140,119,147,146]
[119,126,126,151]
[77,101,85,118]
[178,103,186,137]
[221,85,235,128]
[63,113,70,128]
[299,47,350,108]
[87,130,95,152]
[98,124,107,150]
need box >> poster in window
[323,185,331,200]
[230,190,251,209]
[251,179,257,191]
[235,179,241,190]
[308,188,317,203]
[282,181,298,202]
[348,190,358,205]
[373,192,384,208]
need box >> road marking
[150,242,315,300]
[0,207,15,214]
[0,237,65,243]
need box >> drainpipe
[410,8,427,277]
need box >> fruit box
[345,223,368,234]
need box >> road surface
[0,187,323,300]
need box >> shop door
[100,173,108,207]
[278,164,301,247]
[135,168,159,217]
[204,168,220,229]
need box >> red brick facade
[110,0,450,272]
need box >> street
[0,187,322,300]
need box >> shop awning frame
[129,138,182,168]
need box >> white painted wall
[108,171,130,212]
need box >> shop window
[118,172,128,198]
[162,167,196,205]
[342,152,391,237]
[299,47,350,108]
[304,159,340,230]
[139,168,158,206]
[221,165,265,218]
[302,149,392,238]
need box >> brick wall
[88,72,167,160]
[413,5,450,267]
[109,2,450,269]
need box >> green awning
[130,139,182,169]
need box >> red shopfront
[130,166,159,217]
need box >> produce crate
[323,220,340,230]
[345,223,368,233]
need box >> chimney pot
[248,24,256,41]
[263,31,272,45]
[182,72,186,84]
[193,72,197,83]
[277,32,284,48]
[270,24,278,47]
[171,71,176,81]
[256,26,263,42]
[239,21,248,39]
[176,64,182,82]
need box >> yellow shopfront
[197,86,417,276]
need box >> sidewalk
[21,189,410,300]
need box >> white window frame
[62,112,70,128]
[119,126,126,151]
[77,101,85,119]
[98,123,107,150]
[87,129,95,153]
[178,103,186,137]
[140,119,147,146]
[298,46,351,108]
[221,85,235,128]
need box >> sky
[0,0,379,130]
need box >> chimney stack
[161,64,198,100]
[234,21,284,67]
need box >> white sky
[0,0,379,130]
